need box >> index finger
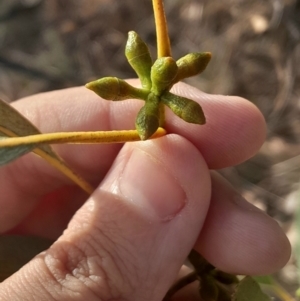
[167,82,266,168]
[0,80,265,231]
[13,80,266,171]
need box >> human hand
[0,81,290,300]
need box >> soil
[0,0,300,298]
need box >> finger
[166,265,202,301]
[1,88,125,232]
[7,186,86,239]
[168,82,266,168]
[195,172,291,275]
[171,282,201,301]
[0,134,211,301]
[0,81,264,231]
[13,80,266,171]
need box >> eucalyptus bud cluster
[86,31,211,140]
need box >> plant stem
[0,128,166,146]
[152,0,171,58]
[271,281,296,301]
[33,148,94,194]
[158,103,165,127]
[163,271,199,300]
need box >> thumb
[0,134,211,301]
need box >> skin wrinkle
[30,266,59,301]
[101,216,146,290]
[16,256,60,301]
[228,218,280,269]
[87,221,137,286]
[93,239,134,299]
[86,232,137,299]
[46,196,140,299]
[76,256,119,297]
[233,210,285,261]
[42,243,105,300]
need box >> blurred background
[0,0,299,297]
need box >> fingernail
[120,148,186,220]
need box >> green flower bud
[135,94,160,140]
[125,31,153,90]
[174,52,212,83]
[162,92,205,124]
[85,77,148,101]
[150,57,178,96]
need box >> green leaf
[0,136,35,165]
[253,275,274,286]
[0,98,41,165]
[0,98,93,194]
[0,98,62,163]
[232,276,271,301]
[0,235,53,282]
[135,93,160,140]
[125,31,153,90]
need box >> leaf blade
[232,276,271,301]
[0,98,94,194]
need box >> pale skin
[0,80,291,300]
